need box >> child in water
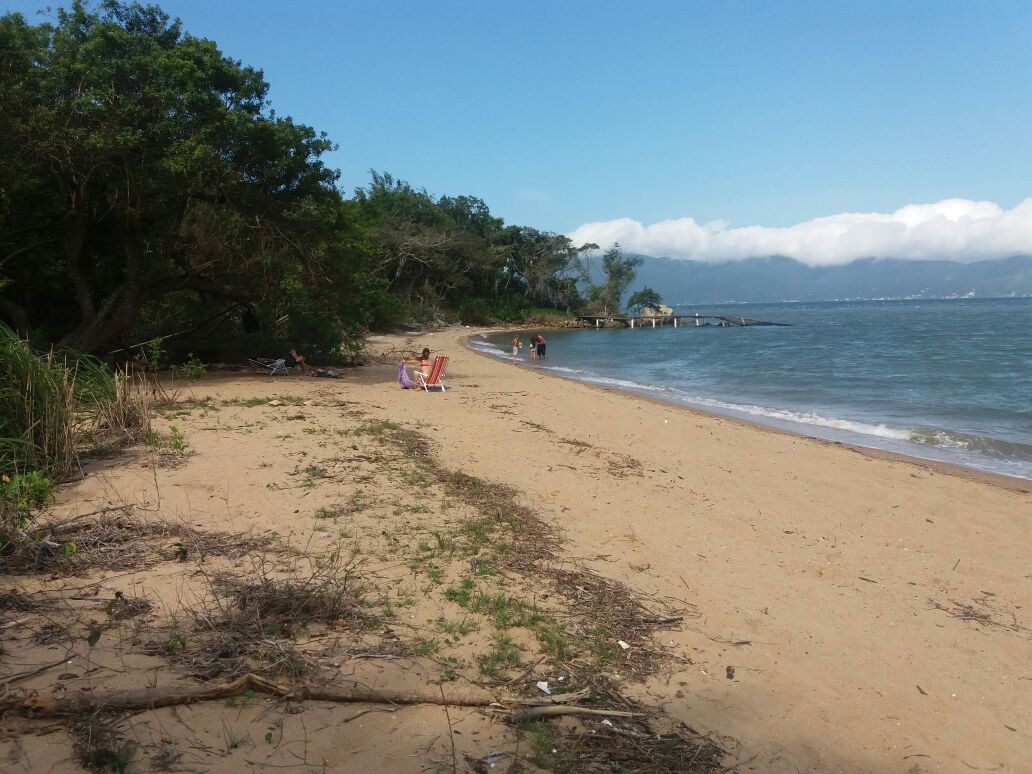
[511,336,522,358]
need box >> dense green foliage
[0,1,598,360]
[0,470,51,550]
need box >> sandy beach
[2,328,1029,773]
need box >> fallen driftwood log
[2,671,641,726]
[0,673,497,716]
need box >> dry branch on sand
[167,549,373,680]
[0,672,497,716]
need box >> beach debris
[726,666,735,680]
[618,640,630,650]
[475,751,511,769]
[601,719,614,727]
[269,400,282,406]
[536,681,551,695]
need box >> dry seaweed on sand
[4,509,272,574]
[170,551,370,680]
[0,588,39,613]
[542,716,725,773]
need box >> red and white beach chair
[418,356,448,391]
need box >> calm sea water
[472,299,1032,481]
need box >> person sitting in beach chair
[403,348,433,384]
[285,346,309,375]
[417,355,448,391]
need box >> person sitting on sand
[286,346,308,375]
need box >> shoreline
[463,328,1031,493]
[416,329,1031,771]
[7,333,1027,772]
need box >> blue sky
[7,0,1032,260]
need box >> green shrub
[182,353,208,381]
[0,471,52,549]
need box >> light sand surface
[383,330,1032,772]
[2,328,1029,773]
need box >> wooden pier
[575,314,789,329]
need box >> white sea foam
[545,369,672,393]
[677,395,914,441]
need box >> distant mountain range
[623,254,1032,304]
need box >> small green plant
[181,353,208,381]
[517,719,562,768]
[471,591,539,628]
[0,471,52,548]
[414,638,440,656]
[426,565,444,584]
[439,618,473,638]
[168,426,188,453]
[163,630,188,654]
[145,337,164,370]
[443,578,474,607]
[348,489,373,511]
[145,426,189,456]
[442,655,460,681]
[477,632,522,679]
[536,620,575,661]
[590,627,615,670]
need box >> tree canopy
[584,244,643,315]
[0,1,601,359]
[627,287,664,314]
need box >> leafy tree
[0,1,346,352]
[586,244,643,314]
[627,287,663,314]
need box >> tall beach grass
[0,323,150,479]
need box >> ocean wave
[908,428,1032,461]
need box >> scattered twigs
[520,687,592,705]
[0,657,73,688]
[510,705,641,722]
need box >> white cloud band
[566,198,1032,266]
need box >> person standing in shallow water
[511,335,522,358]
[535,334,546,359]
[528,334,537,359]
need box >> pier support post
[630,318,634,328]
[596,318,600,328]
[673,317,678,328]
[651,318,656,328]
